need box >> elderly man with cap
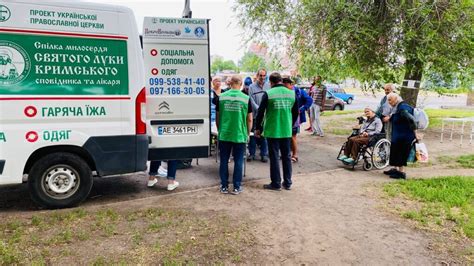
[339,107,383,164]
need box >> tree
[211,56,238,74]
[235,0,473,106]
[238,52,266,72]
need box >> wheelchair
[337,118,391,171]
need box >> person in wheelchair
[338,107,383,164]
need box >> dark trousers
[248,135,268,157]
[267,138,292,188]
[219,141,246,189]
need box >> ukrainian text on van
[0,0,148,208]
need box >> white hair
[384,83,396,91]
[387,92,402,103]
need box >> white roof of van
[3,0,134,14]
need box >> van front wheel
[28,152,93,209]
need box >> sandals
[291,156,298,163]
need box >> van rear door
[143,17,210,160]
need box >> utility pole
[182,0,192,18]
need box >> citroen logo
[159,101,170,110]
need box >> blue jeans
[149,160,178,180]
[267,138,292,188]
[219,141,245,189]
[248,136,268,157]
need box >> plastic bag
[407,146,416,163]
[415,142,429,163]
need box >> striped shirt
[311,85,327,106]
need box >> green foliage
[384,176,474,238]
[235,0,474,89]
[238,52,266,73]
[211,56,238,74]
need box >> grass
[384,176,474,239]
[437,154,474,169]
[321,109,363,116]
[425,109,474,128]
[328,128,353,136]
[457,154,474,168]
[434,87,470,95]
[0,207,258,264]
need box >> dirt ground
[1,113,474,263]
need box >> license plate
[158,125,198,135]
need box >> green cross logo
[0,5,11,22]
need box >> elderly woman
[339,107,382,164]
[383,93,416,179]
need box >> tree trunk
[467,91,474,106]
[400,58,423,107]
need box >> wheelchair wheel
[372,139,391,169]
[363,160,373,171]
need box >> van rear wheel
[28,152,93,209]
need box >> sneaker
[147,178,158,187]
[220,186,229,194]
[383,168,398,175]
[343,158,355,164]
[338,155,348,160]
[261,156,268,163]
[311,132,319,136]
[263,184,281,191]
[304,127,312,131]
[158,167,167,178]
[167,181,179,191]
[231,187,243,195]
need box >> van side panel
[0,1,147,185]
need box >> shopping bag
[407,146,416,163]
[415,142,429,163]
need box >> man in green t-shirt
[255,72,299,190]
[216,75,253,195]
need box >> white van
[0,0,148,208]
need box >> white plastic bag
[415,142,429,163]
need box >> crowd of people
[147,71,418,194]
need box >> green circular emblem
[0,41,31,86]
[0,5,11,22]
